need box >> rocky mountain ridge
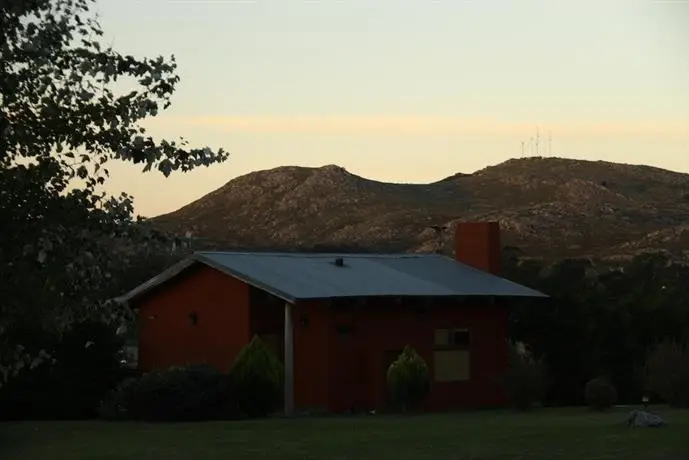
[153,157,689,261]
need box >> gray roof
[118,251,547,304]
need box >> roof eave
[117,258,199,305]
[118,251,548,306]
[118,253,299,306]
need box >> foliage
[503,342,548,411]
[229,336,284,418]
[0,0,228,382]
[386,346,431,413]
[100,338,283,422]
[584,377,617,411]
[506,252,689,406]
[99,364,237,422]
[0,319,127,420]
[645,339,689,408]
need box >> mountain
[152,157,689,260]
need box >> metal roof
[118,251,547,304]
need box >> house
[118,222,546,415]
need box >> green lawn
[2,407,688,460]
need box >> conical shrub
[386,346,431,412]
[229,335,283,417]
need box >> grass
[2,407,688,460]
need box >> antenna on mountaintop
[521,141,525,157]
[548,131,552,156]
[536,126,540,156]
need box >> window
[434,328,470,350]
[433,328,471,382]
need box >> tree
[645,339,689,408]
[502,342,548,411]
[0,0,228,383]
[509,258,602,405]
[508,251,689,406]
[0,319,127,420]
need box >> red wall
[136,264,251,373]
[322,298,509,412]
[292,301,331,411]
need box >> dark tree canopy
[0,0,228,381]
[505,252,689,405]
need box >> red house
[119,222,545,415]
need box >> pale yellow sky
[95,0,689,218]
[147,116,689,138]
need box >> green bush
[99,364,237,421]
[645,339,689,408]
[585,377,617,411]
[503,343,548,411]
[386,346,431,412]
[229,336,284,418]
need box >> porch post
[284,301,295,416]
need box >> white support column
[284,302,295,417]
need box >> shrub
[53,320,128,417]
[0,320,126,420]
[97,376,140,421]
[386,346,431,412]
[645,339,689,408]
[99,363,237,421]
[503,343,548,411]
[229,336,283,418]
[585,377,617,411]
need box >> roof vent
[333,257,345,267]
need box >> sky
[94,0,689,217]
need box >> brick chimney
[454,221,501,275]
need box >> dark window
[434,328,470,350]
[452,329,470,348]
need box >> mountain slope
[153,157,689,259]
